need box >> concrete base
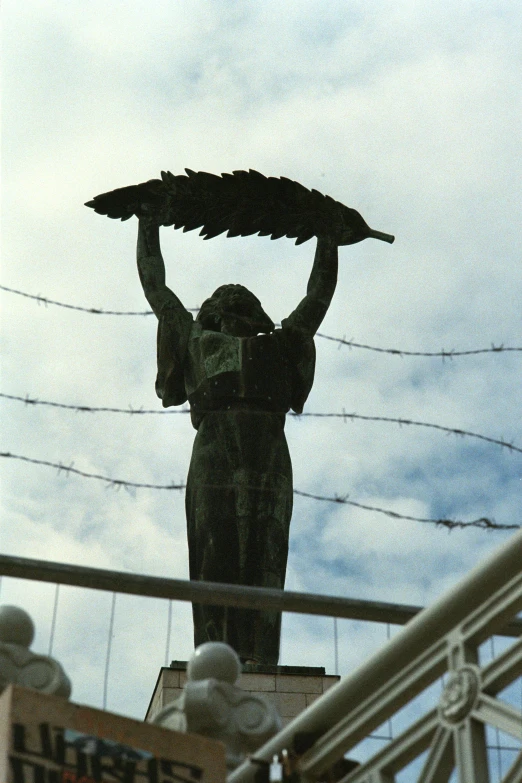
[146,661,340,727]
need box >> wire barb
[0,451,185,490]
[2,393,520,455]
[0,285,159,315]
[0,451,518,531]
[2,285,521,357]
[291,410,522,454]
[315,332,522,358]
[292,490,519,531]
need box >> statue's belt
[189,397,289,414]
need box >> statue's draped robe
[155,302,315,663]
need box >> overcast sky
[1,0,521,771]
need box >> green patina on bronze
[85,169,394,663]
[145,228,330,664]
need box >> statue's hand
[136,202,156,219]
[315,232,340,248]
[132,180,173,225]
[136,198,173,226]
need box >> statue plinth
[146,659,340,728]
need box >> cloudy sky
[1,0,521,771]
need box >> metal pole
[165,600,173,667]
[48,583,60,655]
[103,592,117,711]
[333,618,338,676]
[0,553,520,636]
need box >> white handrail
[228,528,522,782]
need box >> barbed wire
[0,284,160,315]
[2,284,521,358]
[2,392,520,455]
[0,452,185,490]
[296,411,521,454]
[1,451,517,531]
[292,490,519,531]
[0,392,181,416]
[315,332,522,359]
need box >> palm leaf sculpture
[85,168,394,246]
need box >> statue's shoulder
[275,321,315,346]
[155,291,194,332]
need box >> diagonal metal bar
[299,637,447,779]
[356,771,394,782]
[482,637,522,695]
[334,710,440,783]
[298,639,447,777]
[461,571,522,646]
[472,693,522,740]
[417,725,454,783]
[453,718,490,783]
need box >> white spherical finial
[0,605,35,647]
[187,642,241,684]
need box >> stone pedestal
[146,661,339,727]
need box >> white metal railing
[229,529,522,783]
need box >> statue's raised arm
[283,234,338,336]
[135,215,193,408]
[136,215,190,320]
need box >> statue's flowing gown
[155,306,315,663]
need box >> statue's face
[199,285,274,337]
[220,289,273,337]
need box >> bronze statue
[86,169,393,663]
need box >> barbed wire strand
[2,284,521,358]
[0,392,181,416]
[297,411,521,454]
[2,393,520,456]
[0,452,185,490]
[315,332,522,358]
[0,451,518,531]
[0,284,200,315]
[0,284,158,315]
[291,489,519,531]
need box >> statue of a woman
[136,215,338,664]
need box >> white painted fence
[229,529,522,783]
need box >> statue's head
[197,284,275,337]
